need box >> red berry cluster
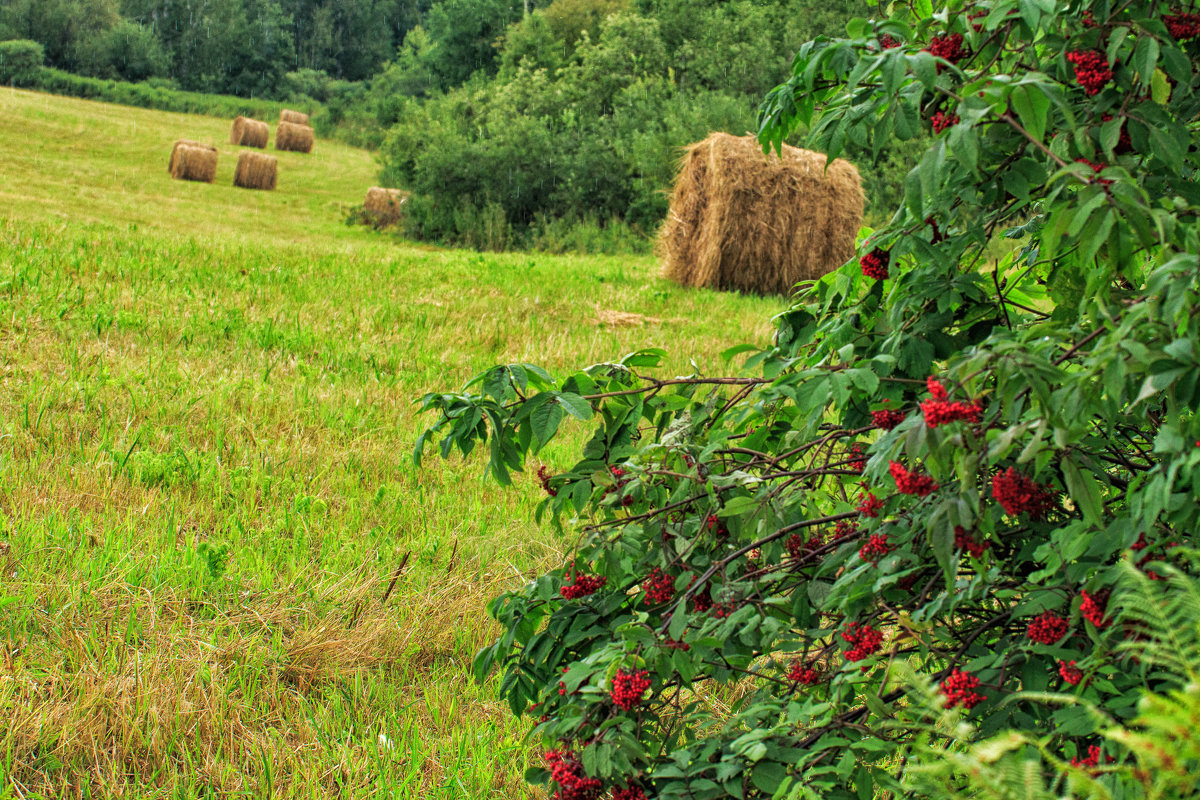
[954,526,988,558]
[940,668,986,710]
[878,33,900,49]
[889,461,939,497]
[857,492,884,518]
[1070,744,1110,770]
[663,637,690,651]
[538,465,558,496]
[833,518,860,540]
[612,787,649,800]
[785,531,822,558]
[860,247,890,279]
[991,467,1055,518]
[1079,589,1110,629]
[926,33,967,69]
[929,111,960,134]
[685,576,714,613]
[1027,611,1070,644]
[859,533,891,564]
[787,659,821,685]
[1165,11,1200,40]
[1058,658,1084,685]
[921,378,982,427]
[712,601,739,619]
[842,622,885,661]
[967,10,986,32]
[545,749,604,800]
[705,513,728,536]
[611,669,651,711]
[1081,10,1097,27]
[561,565,607,599]
[848,443,866,473]
[872,405,906,430]
[642,568,675,605]
[1066,50,1113,95]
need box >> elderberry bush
[416,1,1200,797]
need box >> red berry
[787,658,821,685]
[954,526,988,558]
[1058,659,1084,686]
[642,568,675,606]
[1165,11,1200,41]
[991,467,1055,519]
[872,407,906,430]
[545,749,604,800]
[857,492,884,518]
[889,461,939,497]
[1065,50,1112,95]
[860,247,890,279]
[538,465,558,496]
[859,533,891,564]
[842,621,884,661]
[926,33,967,70]
[561,564,607,599]
[929,110,960,134]
[1080,589,1111,629]
[941,668,986,710]
[878,33,900,49]
[1027,611,1070,644]
[611,668,651,711]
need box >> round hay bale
[658,132,864,296]
[275,121,314,154]
[363,187,409,226]
[233,151,277,191]
[230,116,269,148]
[280,109,310,126]
[168,139,216,176]
[169,141,218,183]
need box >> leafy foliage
[902,555,1200,800]
[416,0,1200,796]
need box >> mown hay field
[0,88,779,798]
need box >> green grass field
[0,88,780,798]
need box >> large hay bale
[167,139,216,176]
[275,121,314,154]
[363,187,409,225]
[280,109,310,126]
[233,151,277,191]
[168,141,218,183]
[659,132,864,296]
[229,116,269,148]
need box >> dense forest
[3,0,903,250]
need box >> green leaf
[556,392,593,421]
[1132,35,1159,85]
[1061,458,1103,524]
[530,398,565,451]
[1012,84,1050,143]
[1152,68,1173,104]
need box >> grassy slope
[0,88,780,798]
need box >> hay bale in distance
[280,109,310,126]
[229,116,269,148]
[169,141,218,183]
[233,151,277,191]
[363,187,409,225]
[167,139,215,176]
[275,121,315,154]
[658,132,864,296]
